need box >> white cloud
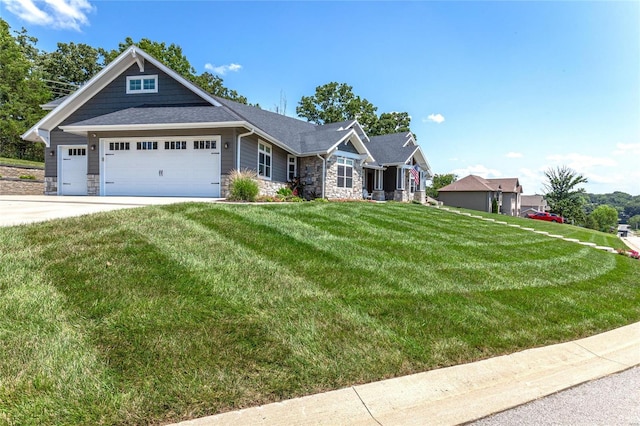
[1,0,94,31]
[546,153,617,171]
[613,142,640,156]
[505,152,523,158]
[452,164,502,178]
[204,63,243,75]
[423,113,445,124]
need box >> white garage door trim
[58,144,88,195]
[99,136,221,197]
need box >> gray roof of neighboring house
[367,133,417,165]
[489,178,522,193]
[439,175,495,192]
[439,175,523,193]
[64,105,243,127]
[521,195,547,206]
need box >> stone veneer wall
[258,179,288,196]
[324,155,363,199]
[45,177,57,195]
[220,173,288,199]
[87,174,99,196]
[299,156,324,199]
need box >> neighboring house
[437,175,523,216]
[22,46,432,200]
[520,194,549,217]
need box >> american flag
[410,165,420,186]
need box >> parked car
[526,211,565,223]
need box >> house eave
[59,121,248,136]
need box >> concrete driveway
[0,195,222,227]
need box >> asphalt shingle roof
[212,96,317,153]
[65,105,242,126]
[439,175,522,193]
[366,133,416,165]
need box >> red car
[526,211,565,223]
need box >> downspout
[316,154,326,199]
[236,128,255,170]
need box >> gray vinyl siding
[45,130,87,177]
[47,62,210,177]
[439,191,491,213]
[336,139,358,154]
[60,62,205,127]
[239,135,288,182]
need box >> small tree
[588,205,618,233]
[427,173,457,199]
[543,166,588,224]
[628,215,640,231]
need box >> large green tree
[296,82,379,132]
[371,111,412,136]
[588,205,618,233]
[628,215,640,231]
[427,173,457,199]
[41,42,106,97]
[543,166,588,224]
[0,19,48,161]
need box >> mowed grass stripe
[0,202,638,425]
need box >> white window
[337,157,354,188]
[136,141,158,150]
[396,168,405,190]
[109,142,130,151]
[287,155,297,181]
[126,75,158,94]
[165,140,187,150]
[374,169,383,190]
[258,141,272,179]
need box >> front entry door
[58,145,88,195]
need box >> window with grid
[287,155,297,181]
[136,141,158,150]
[164,141,187,150]
[109,142,130,151]
[337,157,353,188]
[194,140,217,150]
[258,141,272,179]
[126,75,158,94]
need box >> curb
[172,323,640,426]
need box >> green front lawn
[0,156,44,169]
[1,202,638,425]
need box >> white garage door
[101,136,221,197]
[59,145,88,195]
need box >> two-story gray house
[22,46,431,200]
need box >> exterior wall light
[91,144,96,151]
[224,142,229,149]
[49,150,55,156]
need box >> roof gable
[367,132,430,172]
[438,175,495,192]
[22,46,224,145]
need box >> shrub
[228,169,259,202]
[19,174,36,180]
[276,187,293,198]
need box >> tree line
[1,18,414,163]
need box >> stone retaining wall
[0,165,45,195]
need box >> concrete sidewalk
[174,322,640,426]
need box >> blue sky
[2,0,639,195]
